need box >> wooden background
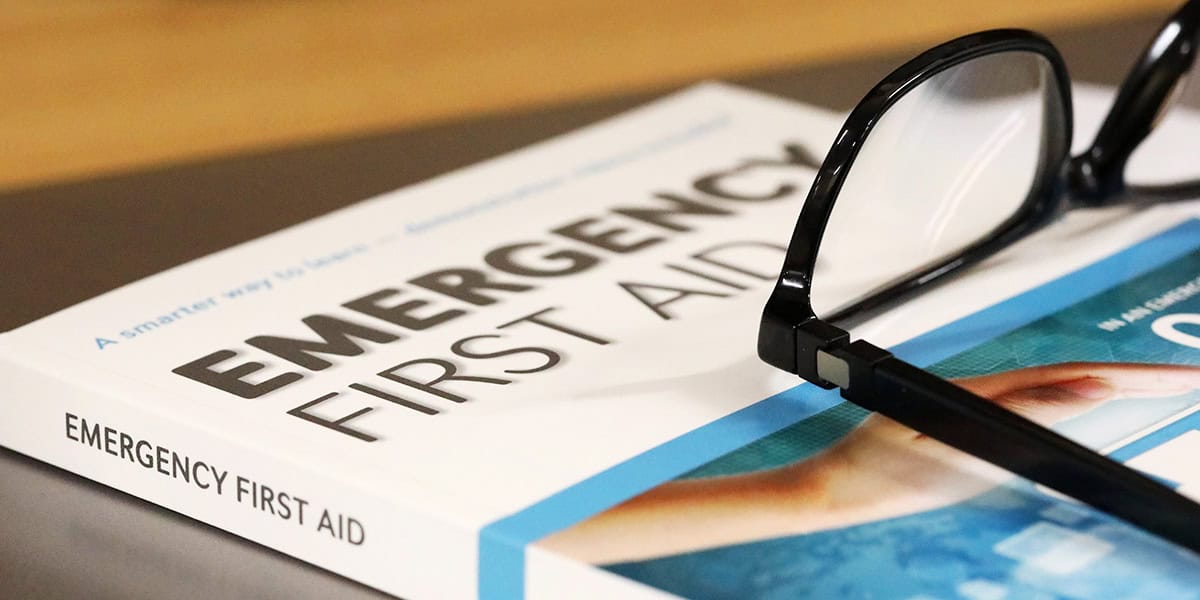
[1,0,1180,192]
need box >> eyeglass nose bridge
[1067,0,1200,204]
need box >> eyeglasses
[759,2,1200,552]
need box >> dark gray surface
[0,15,1172,599]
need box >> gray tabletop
[0,15,1181,599]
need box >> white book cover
[3,81,1200,599]
[0,83,842,599]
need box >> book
[0,83,842,599]
[3,81,1199,599]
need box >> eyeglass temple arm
[795,319,1200,554]
[1068,0,1200,204]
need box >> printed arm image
[539,362,1200,564]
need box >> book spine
[0,350,478,599]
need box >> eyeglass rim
[758,29,1074,375]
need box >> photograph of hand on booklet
[544,362,1200,563]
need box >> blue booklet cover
[488,218,1200,599]
[611,221,1200,598]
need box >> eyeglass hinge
[795,320,894,402]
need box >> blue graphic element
[608,485,1200,599]
[1109,410,1200,491]
[479,219,1200,598]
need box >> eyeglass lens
[810,51,1060,318]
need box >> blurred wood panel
[0,0,1179,191]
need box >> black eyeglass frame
[758,6,1200,555]
[763,0,1199,359]
[760,30,1072,370]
